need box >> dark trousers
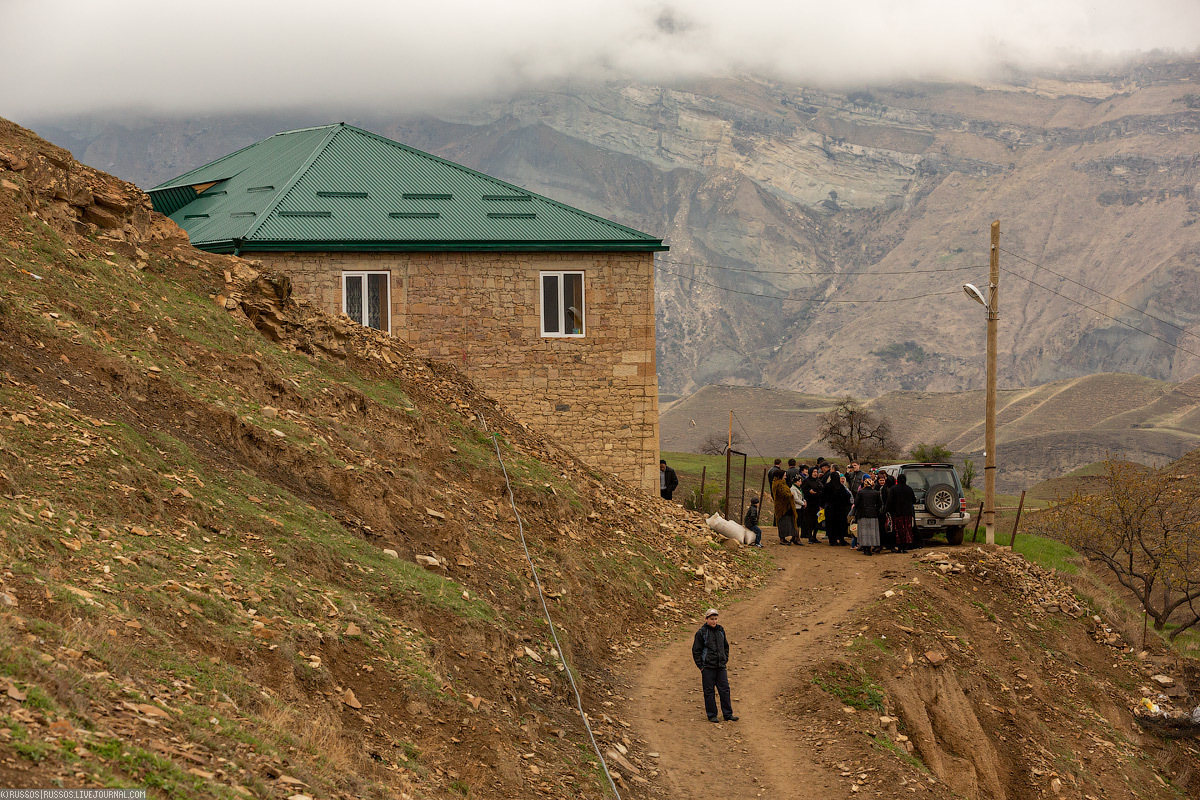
[748,524,763,545]
[661,488,673,500]
[701,667,733,720]
[827,513,849,544]
[800,510,818,541]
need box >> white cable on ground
[478,413,624,800]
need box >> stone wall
[254,250,660,493]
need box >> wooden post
[984,220,1000,545]
[738,452,748,524]
[699,466,707,508]
[971,501,985,542]
[1008,490,1026,548]
[760,466,769,524]
[723,445,732,518]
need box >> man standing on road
[660,459,679,501]
[692,609,738,723]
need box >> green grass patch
[1012,532,1080,574]
[813,666,886,712]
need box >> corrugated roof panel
[149,123,666,252]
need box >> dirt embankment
[0,116,767,799]
[625,543,1200,800]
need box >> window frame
[539,270,586,338]
[341,270,391,334]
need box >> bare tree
[818,396,898,464]
[1034,460,1200,639]
[698,430,744,455]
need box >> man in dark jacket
[660,460,679,501]
[784,458,802,487]
[743,498,763,548]
[692,608,738,723]
[766,458,784,487]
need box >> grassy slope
[0,119,767,798]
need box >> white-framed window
[342,271,391,333]
[540,271,585,337]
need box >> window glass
[542,274,560,334]
[345,275,363,325]
[367,273,388,332]
[563,273,584,334]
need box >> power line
[732,410,767,463]
[656,254,987,276]
[1000,247,1200,344]
[654,263,960,303]
[478,413,623,800]
[1000,267,1200,362]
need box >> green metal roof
[149,124,667,254]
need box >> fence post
[1008,490,1026,548]
[723,447,732,518]
[971,501,985,543]
[699,466,707,510]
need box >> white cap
[705,608,719,618]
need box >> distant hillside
[26,56,1200,398]
[661,373,1200,490]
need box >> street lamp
[963,220,1000,545]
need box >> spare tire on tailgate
[925,483,957,518]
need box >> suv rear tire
[926,483,957,519]
[946,526,964,546]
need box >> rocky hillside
[27,56,1200,397]
[0,118,763,797]
[660,373,1200,490]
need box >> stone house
[148,123,666,492]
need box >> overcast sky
[6,0,1200,119]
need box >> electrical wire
[654,263,960,303]
[732,410,767,463]
[1000,246,1200,344]
[1000,267,1200,362]
[656,254,988,276]
[478,413,623,800]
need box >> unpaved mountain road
[626,536,897,800]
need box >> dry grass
[256,702,360,774]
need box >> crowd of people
[741,457,920,555]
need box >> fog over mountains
[29,57,1200,397]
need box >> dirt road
[627,536,894,799]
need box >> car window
[902,468,958,494]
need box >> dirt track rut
[627,536,892,799]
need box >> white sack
[706,512,755,545]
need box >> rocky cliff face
[29,57,1200,396]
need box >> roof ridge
[271,123,343,137]
[149,139,259,191]
[239,125,345,246]
[340,125,657,241]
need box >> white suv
[880,463,971,545]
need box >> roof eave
[193,239,668,254]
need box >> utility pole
[984,220,1000,545]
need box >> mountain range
[25,56,1200,398]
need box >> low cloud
[6,0,1200,119]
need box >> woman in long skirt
[853,474,883,555]
[887,473,918,554]
[772,476,800,545]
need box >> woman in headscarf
[823,471,853,546]
[772,474,800,545]
[886,472,917,554]
[879,471,896,552]
[853,474,883,555]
